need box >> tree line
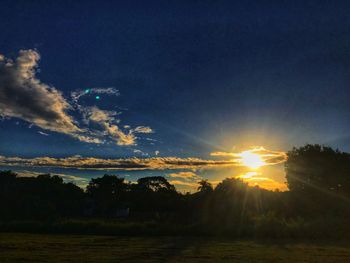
[1,144,350,234]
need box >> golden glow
[239,171,259,179]
[211,146,287,167]
[236,171,288,191]
[237,150,266,169]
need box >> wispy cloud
[0,155,236,170]
[15,170,89,187]
[167,171,201,181]
[132,126,153,134]
[71,87,120,103]
[0,50,153,146]
[211,146,287,166]
[133,149,149,156]
[81,106,144,146]
[38,131,49,136]
[167,171,203,192]
[168,180,198,187]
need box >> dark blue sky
[1,0,350,159]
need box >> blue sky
[0,1,350,191]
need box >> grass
[1,233,350,262]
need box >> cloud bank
[0,146,287,171]
[0,155,236,170]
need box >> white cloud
[72,134,103,144]
[71,87,119,102]
[81,106,152,146]
[132,126,153,134]
[38,131,49,136]
[133,149,149,157]
[0,50,80,136]
[0,50,153,146]
[82,106,118,124]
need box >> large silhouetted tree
[285,144,350,216]
[129,176,180,214]
[285,144,350,194]
[86,174,127,216]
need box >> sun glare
[238,150,266,169]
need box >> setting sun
[238,150,266,169]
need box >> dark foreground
[1,233,350,262]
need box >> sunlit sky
[1,1,350,191]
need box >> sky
[0,0,350,191]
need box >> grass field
[1,233,350,262]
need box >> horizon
[1,1,350,192]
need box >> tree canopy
[1,144,350,222]
[285,144,350,194]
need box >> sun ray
[237,150,266,169]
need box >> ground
[1,233,350,262]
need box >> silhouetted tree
[197,179,213,193]
[128,176,180,216]
[86,174,127,216]
[285,144,350,216]
[137,176,176,193]
[286,144,350,193]
[0,171,85,220]
[2,144,350,237]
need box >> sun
[238,150,266,169]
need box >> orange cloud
[0,156,235,170]
[236,171,287,191]
[211,146,287,166]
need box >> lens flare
[238,150,265,169]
